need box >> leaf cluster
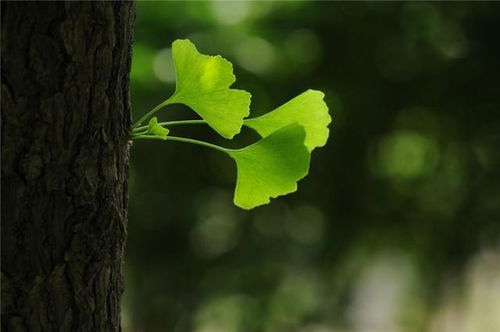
[132,39,331,209]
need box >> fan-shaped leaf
[169,39,251,139]
[245,90,330,151]
[228,124,310,209]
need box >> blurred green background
[124,2,500,331]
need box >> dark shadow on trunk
[1,2,135,330]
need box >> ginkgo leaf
[244,89,330,151]
[148,117,169,139]
[169,39,251,139]
[228,124,310,209]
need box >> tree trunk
[1,1,135,331]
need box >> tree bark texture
[1,1,135,331]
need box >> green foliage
[244,90,331,151]
[229,124,310,209]
[169,39,251,139]
[147,117,169,139]
[131,39,330,209]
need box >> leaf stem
[132,135,229,153]
[132,129,149,136]
[133,135,165,140]
[132,97,174,129]
[132,119,207,133]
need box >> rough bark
[1,1,135,331]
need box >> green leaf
[228,124,310,209]
[244,89,331,151]
[148,117,169,139]
[169,39,251,139]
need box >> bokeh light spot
[211,0,250,25]
[268,271,320,328]
[191,190,240,258]
[376,130,440,180]
[235,36,275,74]
[153,48,175,83]
[286,205,325,245]
[194,294,259,332]
[284,29,321,65]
